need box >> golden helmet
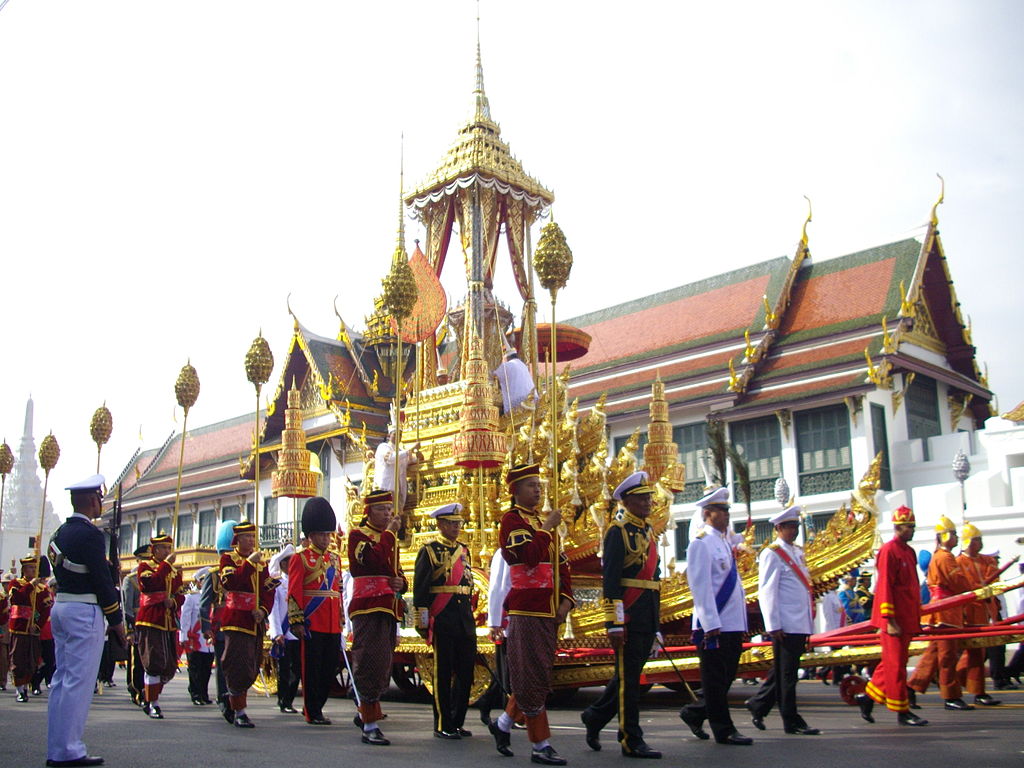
[961,521,982,545]
[935,515,957,543]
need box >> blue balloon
[918,549,932,571]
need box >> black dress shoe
[434,729,461,739]
[745,700,766,731]
[944,698,974,710]
[581,710,601,751]
[784,725,821,735]
[456,728,473,738]
[308,716,332,725]
[715,732,753,745]
[32,686,42,696]
[201,697,213,705]
[897,712,928,726]
[280,705,298,713]
[531,746,567,765]
[488,719,514,757]
[678,707,710,740]
[353,714,363,729]
[623,743,662,758]
[361,727,390,745]
[974,694,1001,706]
[221,706,235,724]
[46,757,105,767]
[233,713,255,728]
[856,693,875,723]
[191,697,204,706]
[16,690,28,703]
[143,702,163,719]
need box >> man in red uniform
[955,522,1002,707]
[348,488,406,746]
[9,554,52,703]
[135,532,184,719]
[908,516,973,710]
[287,497,343,725]
[488,463,574,765]
[218,521,276,728]
[856,505,927,726]
[0,573,11,691]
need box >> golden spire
[930,172,945,227]
[800,195,812,247]
[473,6,493,127]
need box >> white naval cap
[695,486,730,509]
[612,471,654,501]
[430,502,464,521]
[65,474,105,493]
[770,504,802,525]
[269,543,296,579]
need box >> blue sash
[303,564,336,621]
[692,554,739,647]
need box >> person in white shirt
[268,544,300,714]
[477,547,512,725]
[373,429,421,513]
[745,505,820,735]
[493,352,536,414]
[179,568,214,705]
[678,487,752,746]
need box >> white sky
[1,0,1022,516]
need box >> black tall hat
[302,496,337,535]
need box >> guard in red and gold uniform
[348,488,407,746]
[856,505,927,726]
[488,463,574,766]
[218,521,276,728]
[955,522,1002,707]
[9,554,52,703]
[413,502,477,740]
[908,516,972,710]
[0,574,11,690]
[135,532,184,719]
[287,497,343,725]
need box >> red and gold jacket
[921,548,969,627]
[8,577,52,635]
[957,552,998,625]
[870,535,920,633]
[287,544,342,635]
[499,505,574,619]
[347,520,406,619]
[218,550,276,636]
[136,559,184,631]
[0,587,8,629]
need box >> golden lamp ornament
[245,332,274,533]
[0,439,12,542]
[172,361,200,539]
[381,246,418,321]
[533,220,573,298]
[36,432,60,567]
[90,403,113,473]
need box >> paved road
[3,677,1021,767]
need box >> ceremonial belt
[55,593,98,605]
[303,589,340,598]
[930,585,953,601]
[139,591,167,607]
[509,562,553,590]
[10,605,33,619]
[61,558,89,574]
[224,591,257,610]
[351,575,394,599]
[429,585,472,595]
[620,578,660,590]
[770,545,816,618]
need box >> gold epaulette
[695,530,707,539]
[602,597,625,625]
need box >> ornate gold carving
[864,348,893,390]
[930,172,945,228]
[762,294,778,330]
[844,395,863,428]
[892,372,916,415]
[775,409,792,441]
[949,393,973,431]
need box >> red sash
[509,562,553,590]
[224,591,256,611]
[428,548,467,646]
[622,533,659,612]
[139,591,167,607]
[11,605,32,620]
[771,545,816,617]
[351,576,394,599]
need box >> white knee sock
[497,712,513,732]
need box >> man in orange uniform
[856,505,927,726]
[135,533,184,719]
[908,516,973,710]
[9,554,53,703]
[348,488,406,746]
[218,521,276,728]
[287,497,343,725]
[955,522,1002,707]
[489,463,574,765]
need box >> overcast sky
[1,1,1022,516]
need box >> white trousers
[47,601,106,762]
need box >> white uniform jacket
[268,574,297,641]
[178,591,213,653]
[688,527,747,633]
[757,539,814,635]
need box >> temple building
[101,43,1024,575]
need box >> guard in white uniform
[678,487,752,745]
[746,505,820,735]
[46,474,126,768]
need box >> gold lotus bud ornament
[533,220,573,297]
[175,360,201,413]
[90,403,113,448]
[0,440,13,476]
[39,433,60,472]
[245,332,274,389]
[381,245,418,321]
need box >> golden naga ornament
[245,332,274,388]
[175,361,201,411]
[533,220,573,296]
[0,440,13,475]
[381,245,418,321]
[39,432,60,472]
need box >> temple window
[198,509,216,547]
[175,514,193,548]
[906,374,941,460]
[672,423,709,503]
[729,416,782,501]
[795,404,853,495]
[870,404,893,490]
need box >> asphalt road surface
[4,677,1021,767]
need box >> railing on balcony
[259,522,298,550]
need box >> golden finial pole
[245,332,274,539]
[930,173,945,228]
[0,439,14,564]
[172,361,200,541]
[90,403,113,475]
[37,433,60,572]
